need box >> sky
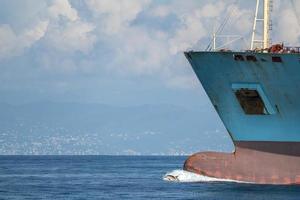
[0,0,299,108]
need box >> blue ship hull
[185,51,300,142]
[183,51,300,184]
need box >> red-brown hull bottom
[183,142,300,185]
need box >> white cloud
[273,0,300,45]
[167,1,228,55]
[276,9,300,44]
[104,27,170,75]
[168,12,207,55]
[0,0,95,60]
[84,0,170,75]
[0,0,96,61]
[48,0,78,21]
[44,0,96,54]
[230,6,253,34]
[20,21,49,49]
[200,1,226,18]
[164,1,256,54]
[0,21,48,59]
[86,0,150,34]
[150,5,171,18]
[45,21,96,53]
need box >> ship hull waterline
[184,141,300,185]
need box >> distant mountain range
[0,102,233,155]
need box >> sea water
[0,156,299,199]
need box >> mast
[251,0,260,50]
[251,0,271,50]
[263,0,270,49]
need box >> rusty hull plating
[184,142,300,185]
[184,51,300,185]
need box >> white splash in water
[163,170,249,183]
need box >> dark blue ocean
[0,156,299,199]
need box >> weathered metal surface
[184,142,300,185]
[185,51,300,142]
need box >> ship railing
[249,45,300,54]
[282,46,300,54]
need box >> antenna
[207,1,245,51]
[251,0,272,50]
[263,0,271,48]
